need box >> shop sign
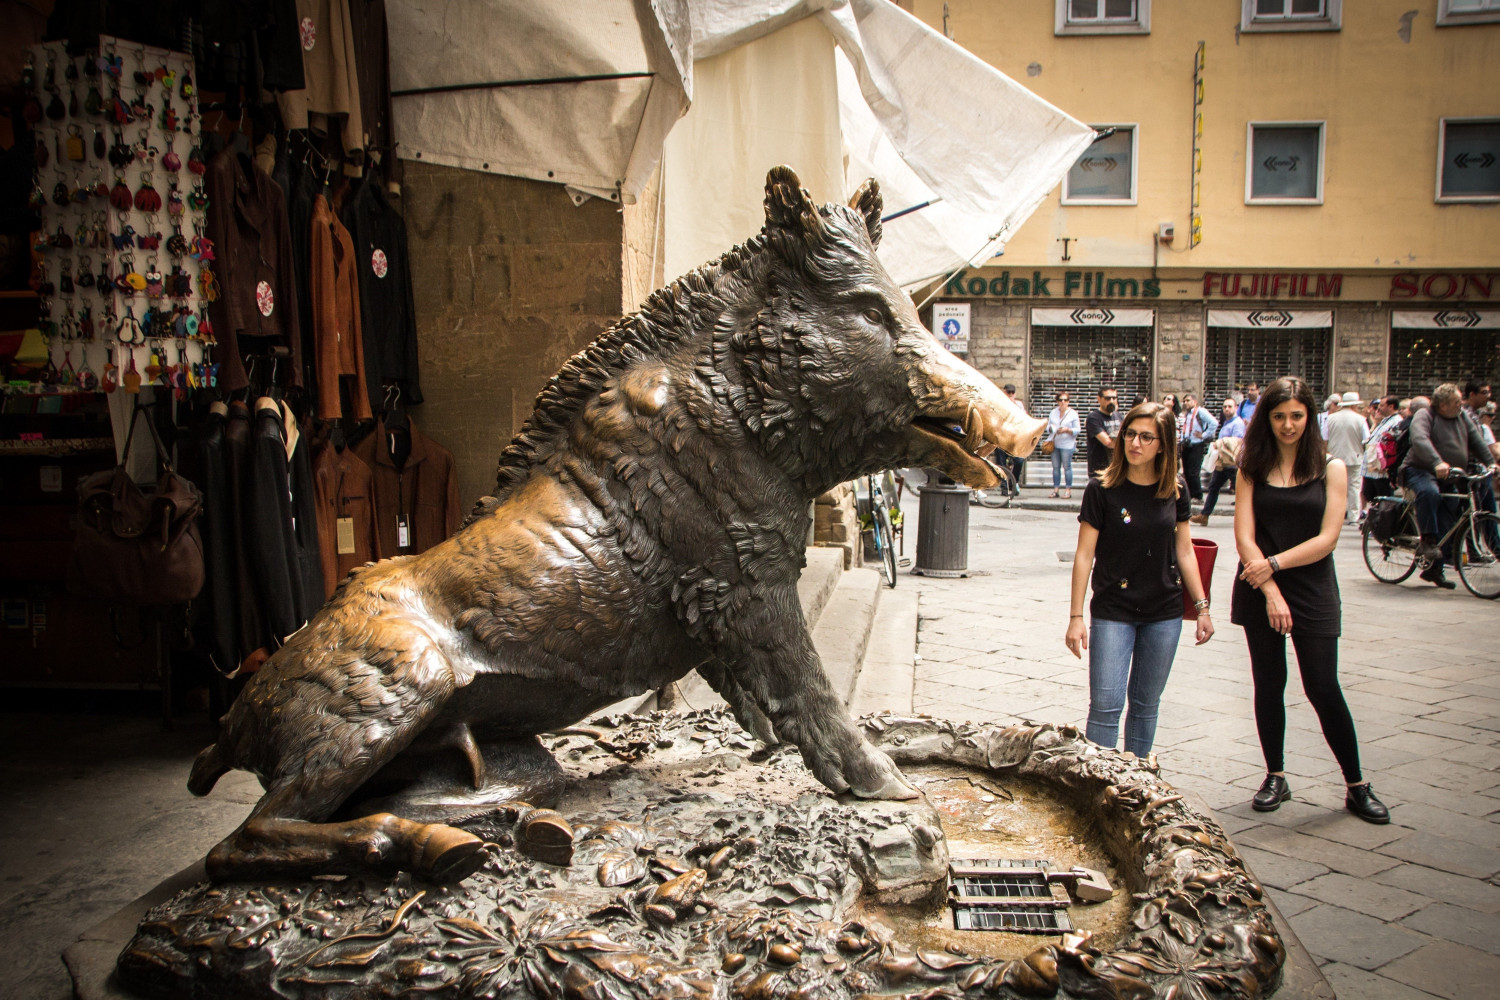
[1202,272,1343,298]
[1391,309,1500,329]
[1389,272,1495,300]
[1031,307,1155,327]
[943,269,1162,298]
[932,302,970,353]
[1208,309,1333,329]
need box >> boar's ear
[849,178,883,248]
[764,165,824,239]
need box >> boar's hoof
[850,750,920,801]
[516,808,575,866]
[412,823,488,883]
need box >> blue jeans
[1051,447,1075,488]
[1087,617,1182,756]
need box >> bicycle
[1363,469,1500,599]
[970,456,1019,509]
[858,471,903,588]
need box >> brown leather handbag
[68,402,205,605]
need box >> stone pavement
[896,492,1500,1000]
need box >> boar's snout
[905,344,1047,488]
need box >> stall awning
[387,0,1094,287]
[1032,307,1156,327]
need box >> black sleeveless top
[1230,476,1340,636]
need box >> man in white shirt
[1190,398,1245,525]
[1362,395,1402,507]
[1325,390,1370,523]
[1178,392,1218,502]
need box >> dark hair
[1383,395,1399,408]
[1239,376,1327,485]
[1100,402,1180,498]
[1463,378,1490,397]
[1159,393,1181,415]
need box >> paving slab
[1375,830,1500,879]
[1398,901,1500,956]
[1318,962,1447,1000]
[1237,826,1401,879]
[1292,903,1427,970]
[1379,939,1500,1000]
[1294,872,1433,921]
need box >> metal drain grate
[953,905,1072,933]
[948,859,1075,934]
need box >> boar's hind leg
[205,761,486,884]
[206,782,487,885]
[722,590,917,801]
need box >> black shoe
[1252,774,1292,811]
[1345,783,1390,824]
[1416,539,1443,563]
[1419,564,1456,590]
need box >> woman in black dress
[1231,376,1389,823]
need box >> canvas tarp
[388,0,1094,287]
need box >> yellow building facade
[907,0,1499,411]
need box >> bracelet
[1267,555,1281,573]
[1193,598,1210,611]
[1069,614,1084,619]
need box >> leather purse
[67,402,205,605]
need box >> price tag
[396,514,410,550]
[336,516,356,555]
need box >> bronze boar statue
[188,166,1045,885]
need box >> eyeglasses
[1101,394,1118,401]
[1123,430,1158,444]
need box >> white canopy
[388,0,1094,287]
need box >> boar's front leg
[717,586,917,800]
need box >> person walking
[1066,402,1213,758]
[1085,387,1122,480]
[1325,390,1369,524]
[1178,392,1217,503]
[1361,396,1402,507]
[1231,376,1388,824]
[1190,398,1246,525]
[1045,391,1081,498]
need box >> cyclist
[1401,383,1497,590]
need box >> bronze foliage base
[118,712,1284,999]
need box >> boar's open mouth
[909,415,999,461]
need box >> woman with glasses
[1066,402,1213,757]
[1231,376,1388,823]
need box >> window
[1240,0,1341,31]
[1437,119,1500,202]
[1438,0,1500,26]
[1056,0,1150,35]
[1246,122,1325,204]
[1062,126,1137,204]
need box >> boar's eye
[862,308,885,326]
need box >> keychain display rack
[25,35,216,399]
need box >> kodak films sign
[940,268,1498,302]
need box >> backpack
[1389,420,1413,475]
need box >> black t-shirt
[1079,476,1192,622]
[1085,408,1121,475]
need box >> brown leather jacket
[312,441,378,597]
[353,418,460,558]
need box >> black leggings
[1243,620,1363,784]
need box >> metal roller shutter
[1203,327,1331,408]
[1028,325,1153,413]
[1387,328,1500,400]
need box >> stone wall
[1333,305,1389,403]
[1155,303,1207,400]
[813,483,862,570]
[402,162,628,510]
[964,301,1029,403]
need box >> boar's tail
[188,742,228,797]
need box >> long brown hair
[1100,402,1180,498]
[1239,375,1327,485]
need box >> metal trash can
[914,484,971,577]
